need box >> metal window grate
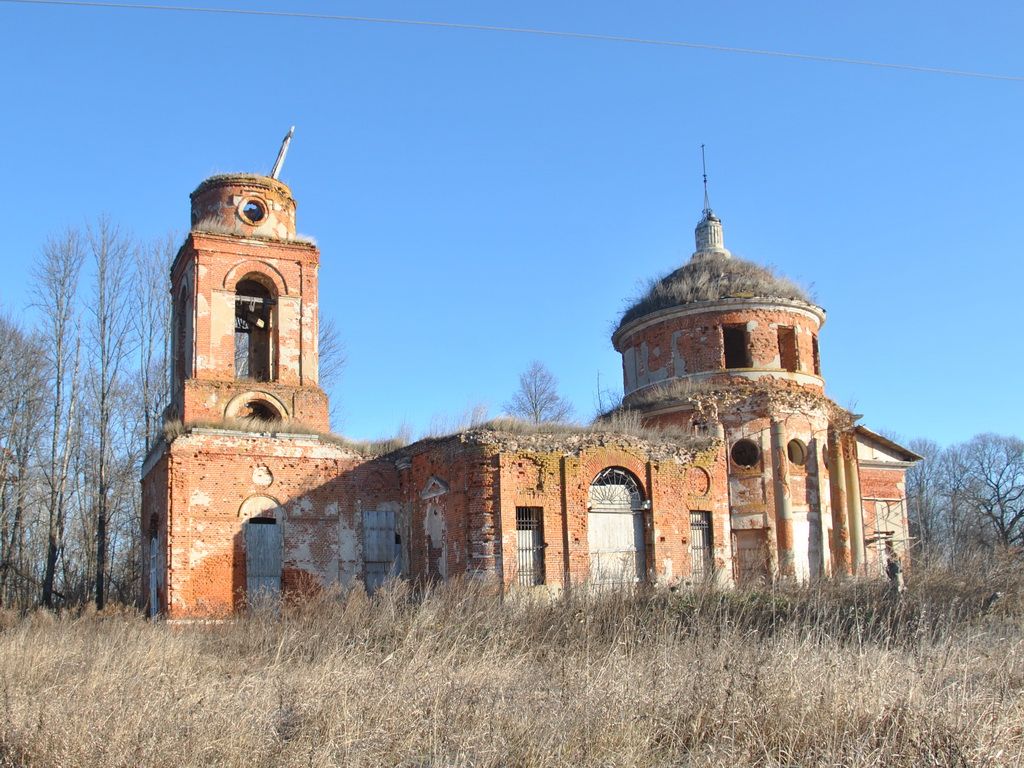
[515,507,545,587]
[689,511,713,580]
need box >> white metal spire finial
[692,143,730,260]
[270,126,295,180]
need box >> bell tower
[168,146,329,431]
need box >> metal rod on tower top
[270,126,295,179]
[701,144,711,213]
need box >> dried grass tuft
[162,416,407,458]
[191,216,316,245]
[621,378,716,409]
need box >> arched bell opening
[234,275,277,382]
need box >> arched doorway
[587,468,647,585]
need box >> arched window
[235,276,276,381]
[174,285,190,391]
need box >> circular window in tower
[239,199,267,225]
[787,439,808,466]
[729,438,761,468]
[731,439,760,469]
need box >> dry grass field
[1,559,1022,767]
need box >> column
[844,438,866,575]
[770,419,795,578]
[828,429,851,577]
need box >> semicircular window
[588,467,644,509]
[241,399,282,424]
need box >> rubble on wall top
[191,173,294,199]
[392,420,717,464]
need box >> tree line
[905,434,1024,564]
[0,220,173,610]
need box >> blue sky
[1,1,1022,446]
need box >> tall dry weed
[0,560,1022,767]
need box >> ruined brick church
[141,163,919,617]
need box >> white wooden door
[588,470,646,586]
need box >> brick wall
[614,303,824,396]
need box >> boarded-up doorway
[245,518,282,599]
[364,508,400,592]
[588,468,646,585]
[732,529,769,585]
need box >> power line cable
[2,0,1022,83]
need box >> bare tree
[318,313,346,391]
[505,361,573,424]
[962,434,1024,549]
[87,217,136,610]
[905,437,943,561]
[32,229,85,607]
[133,234,173,452]
[317,313,346,430]
[939,442,984,563]
[0,317,46,607]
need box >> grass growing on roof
[618,252,811,330]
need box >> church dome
[618,252,811,329]
[617,206,813,331]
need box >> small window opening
[241,200,266,224]
[689,511,714,580]
[235,279,275,381]
[811,335,821,375]
[174,287,189,389]
[777,326,798,373]
[787,439,807,466]
[723,324,751,369]
[515,507,545,586]
[247,517,277,525]
[241,399,282,424]
[731,439,760,468]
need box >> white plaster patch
[424,504,448,579]
[338,515,361,584]
[190,489,211,508]
[252,465,273,487]
[291,497,314,516]
[421,476,450,500]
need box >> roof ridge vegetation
[618,253,811,330]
